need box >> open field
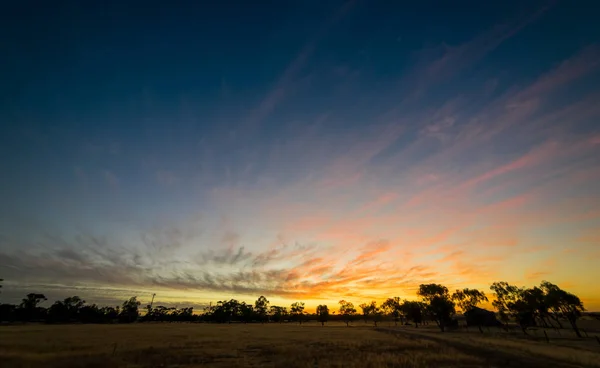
[1,322,600,368]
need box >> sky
[1,1,600,312]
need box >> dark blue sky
[1,1,600,308]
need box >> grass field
[1,322,599,367]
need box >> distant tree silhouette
[490,281,521,326]
[316,304,329,326]
[452,289,488,312]
[540,281,585,337]
[47,299,70,323]
[490,282,544,334]
[382,297,402,326]
[290,302,305,324]
[20,293,47,310]
[144,305,171,322]
[18,293,47,321]
[371,303,383,327]
[522,286,553,327]
[400,300,423,328]
[254,296,269,323]
[239,302,254,323]
[338,300,356,327]
[207,299,241,323]
[359,301,381,326]
[269,305,288,323]
[119,296,140,323]
[0,303,16,322]
[79,304,106,323]
[452,288,488,333]
[418,284,455,332]
[358,302,371,323]
[102,306,119,321]
[0,279,585,332]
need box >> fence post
[543,330,550,343]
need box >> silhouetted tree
[290,302,305,324]
[452,288,488,332]
[490,282,537,334]
[452,289,488,312]
[359,301,381,326]
[316,304,329,326]
[79,304,105,323]
[254,296,269,323]
[207,299,242,323]
[382,297,402,325]
[490,281,521,326]
[338,300,356,327]
[20,293,47,310]
[239,302,254,323]
[0,303,16,322]
[47,300,69,323]
[358,302,370,323]
[18,293,47,321]
[269,306,288,323]
[144,305,170,322]
[418,284,455,332]
[540,281,585,337]
[400,300,423,328]
[522,286,553,327]
[171,307,194,322]
[102,306,119,322]
[119,297,140,323]
[371,303,383,327]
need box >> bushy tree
[540,281,585,337]
[316,304,329,326]
[451,289,488,332]
[290,302,305,324]
[452,288,488,312]
[418,284,455,332]
[18,293,47,321]
[269,306,288,323]
[490,281,564,335]
[119,296,140,323]
[359,301,381,326]
[254,296,269,323]
[489,281,521,325]
[382,297,402,325]
[338,300,356,327]
[400,300,423,328]
[239,302,254,323]
[0,303,16,322]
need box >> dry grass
[381,324,600,368]
[0,323,483,368]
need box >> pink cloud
[360,192,399,212]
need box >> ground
[1,321,599,368]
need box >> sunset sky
[1,1,599,312]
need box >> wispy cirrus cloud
[2,9,600,311]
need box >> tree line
[0,278,591,337]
